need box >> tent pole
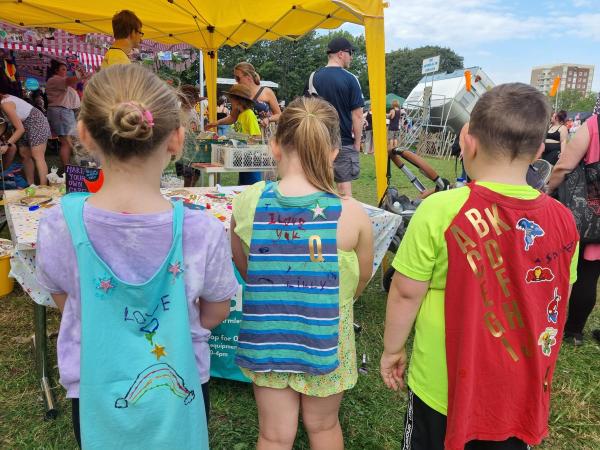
[199,49,204,97]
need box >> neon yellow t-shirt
[236,109,261,137]
[100,48,131,68]
[391,182,579,415]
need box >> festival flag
[549,76,561,97]
[464,70,472,92]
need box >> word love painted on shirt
[123,294,171,331]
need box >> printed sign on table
[209,267,250,382]
[65,165,104,193]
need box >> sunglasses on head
[137,30,144,37]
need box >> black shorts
[403,389,530,450]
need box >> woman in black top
[543,110,568,165]
[387,99,402,147]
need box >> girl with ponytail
[231,96,374,450]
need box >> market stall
[0,21,196,84]
[0,0,389,199]
[5,185,401,414]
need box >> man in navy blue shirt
[305,37,365,197]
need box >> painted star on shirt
[168,261,184,279]
[310,202,327,220]
[97,277,114,294]
[151,344,167,360]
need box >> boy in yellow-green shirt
[222,84,262,184]
[101,10,143,68]
[381,83,579,450]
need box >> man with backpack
[305,37,364,197]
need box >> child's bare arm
[230,216,248,281]
[354,205,374,298]
[381,272,429,391]
[51,293,67,313]
[199,298,231,330]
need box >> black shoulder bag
[557,114,600,243]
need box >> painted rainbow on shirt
[115,363,195,408]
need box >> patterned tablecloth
[5,187,402,307]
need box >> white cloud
[383,0,547,49]
[383,0,600,50]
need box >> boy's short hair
[469,83,551,161]
[112,10,142,39]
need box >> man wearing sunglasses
[101,10,144,68]
[305,37,365,197]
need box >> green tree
[555,89,598,112]
[386,46,464,98]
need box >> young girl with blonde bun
[231,96,374,450]
[36,64,238,449]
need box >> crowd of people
[0,7,597,450]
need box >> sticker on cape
[547,288,561,324]
[538,327,558,356]
[516,218,545,251]
[525,266,555,283]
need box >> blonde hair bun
[79,64,182,161]
[110,101,153,142]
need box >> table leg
[32,303,58,419]
[208,173,216,187]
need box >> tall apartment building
[530,64,594,95]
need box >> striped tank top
[235,182,341,375]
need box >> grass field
[1,154,598,449]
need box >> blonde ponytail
[274,97,340,195]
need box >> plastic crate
[211,144,276,169]
[181,132,215,163]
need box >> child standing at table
[35,64,238,449]
[210,84,262,185]
[230,96,374,449]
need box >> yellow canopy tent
[1,0,389,198]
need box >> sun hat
[224,84,254,101]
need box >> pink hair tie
[143,110,154,128]
[122,101,154,128]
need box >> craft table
[5,186,402,415]
[191,163,273,187]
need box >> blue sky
[342,0,600,91]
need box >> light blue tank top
[61,193,208,449]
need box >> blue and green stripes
[236,183,342,375]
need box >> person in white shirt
[0,86,51,185]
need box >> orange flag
[464,70,472,92]
[549,76,561,97]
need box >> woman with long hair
[209,62,282,137]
